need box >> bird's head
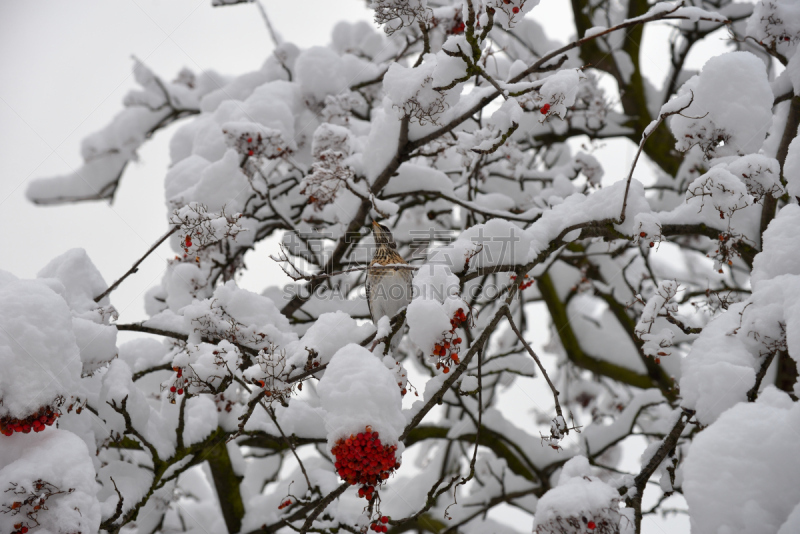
[372,221,397,249]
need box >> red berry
[640,231,647,237]
[649,242,655,248]
[21,528,29,534]
[170,386,177,393]
[512,6,520,13]
[587,521,596,530]
[541,103,551,114]
[381,516,389,524]
[247,137,252,143]
[177,388,184,395]
[248,150,254,156]
[442,366,450,374]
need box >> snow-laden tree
[3,1,800,533]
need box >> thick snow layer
[27,60,209,204]
[0,429,101,534]
[407,264,464,355]
[752,205,800,288]
[0,276,82,419]
[684,388,800,534]
[182,281,297,348]
[284,311,372,369]
[383,162,454,196]
[670,52,773,158]
[680,301,756,424]
[533,456,633,533]
[682,203,800,423]
[316,344,406,450]
[539,69,581,118]
[37,248,109,311]
[784,133,800,199]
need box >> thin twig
[255,1,282,47]
[266,406,313,490]
[503,308,563,421]
[618,91,696,224]
[95,226,178,302]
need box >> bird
[366,221,413,349]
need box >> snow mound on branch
[317,344,405,450]
[296,46,381,101]
[752,205,800,288]
[0,276,82,420]
[684,388,800,534]
[682,206,800,423]
[168,149,251,213]
[430,218,532,274]
[383,163,454,196]
[533,456,633,534]
[669,51,773,158]
[0,430,101,534]
[37,248,108,312]
[746,0,800,60]
[285,311,372,369]
[407,264,464,355]
[784,135,800,199]
[37,249,118,373]
[27,60,210,205]
[539,69,581,118]
[182,281,297,348]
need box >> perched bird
[366,221,413,342]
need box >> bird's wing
[366,271,374,323]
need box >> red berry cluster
[332,426,398,493]
[179,233,201,264]
[501,0,522,15]
[369,516,390,532]
[10,523,28,534]
[540,103,551,115]
[510,273,534,290]
[450,20,465,34]
[638,231,658,249]
[432,308,469,374]
[277,498,292,510]
[1,407,59,437]
[167,367,187,401]
[224,130,287,160]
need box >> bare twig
[503,308,564,422]
[95,226,178,302]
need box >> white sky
[0,2,723,532]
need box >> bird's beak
[372,220,379,229]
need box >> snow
[0,429,101,534]
[684,388,800,534]
[533,456,633,534]
[539,69,581,119]
[316,344,406,450]
[669,52,773,158]
[752,204,800,288]
[584,26,607,38]
[27,60,209,204]
[183,395,219,446]
[382,162,455,196]
[284,311,372,369]
[37,248,109,311]
[784,133,800,199]
[0,276,82,420]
